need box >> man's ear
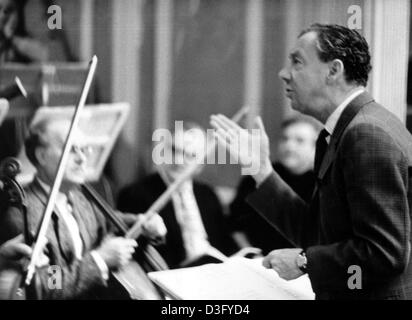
[327,59,344,83]
[35,147,47,166]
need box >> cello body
[111,258,163,300]
[0,269,26,300]
[82,184,168,300]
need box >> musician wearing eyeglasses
[0,117,167,299]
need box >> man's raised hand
[210,114,272,183]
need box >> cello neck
[81,183,128,235]
[82,183,169,272]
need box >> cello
[82,184,168,300]
[0,157,34,300]
[0,56,168,300]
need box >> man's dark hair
[299,24,372,87]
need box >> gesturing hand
[210,114,272,183]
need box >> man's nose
[278,67,290,82]
[73,147,87,164]
[283,139,296,150]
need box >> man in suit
[0,117,166,299]
[118,122,237,268]
[211,24,412,299]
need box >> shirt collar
[324,88,365,136]
[36,176,69,206]
[36,176,52,195]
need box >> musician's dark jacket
[0,178,109,299]
[117,173,237,268]
[247,92,412,299]
[229,162,315,254]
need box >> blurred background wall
[20,0,410,203]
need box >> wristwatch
[296,250,308,273]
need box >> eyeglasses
[71,145,95,157]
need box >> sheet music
[148,257,315,300]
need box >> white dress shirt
[324,87,365,142]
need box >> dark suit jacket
[0,178,109,299]
[117,173,237,268]
[248,92,412,299]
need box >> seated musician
[0,117,166,299]
[117,122,237,268]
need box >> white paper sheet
[148,257,315,300]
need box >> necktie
[314,129,329,175]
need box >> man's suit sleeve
[247,171,311,248]
[306,124,411,289]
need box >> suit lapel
[317,92,375,181]
[310,92,374,201]
[30,178,49,206]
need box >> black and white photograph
[0,0,411,310]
